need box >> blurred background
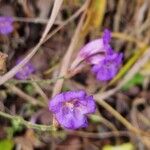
[0,0,150,150]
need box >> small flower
[15,60,35,80]
[69,29,123,81]
[79,29,112,64]
[92,53,123,81]
[0,16,13,35]
[70,29,112,70]
[49,90,96,129]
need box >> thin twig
[96,99,150,137]
[8,76,65,84]
[113,0,124,31]
[6,83,45,107]
[13,17,62,25]
[112,32,146,47]
[66,130,130,139]
[44,2,88,43]
[30,77,49,104]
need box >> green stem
[0,111,55,131]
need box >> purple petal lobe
[64,90,86,102]
[73,29,114,67]
[92,52,123,81]
[15,60,35,80]
[79,39,104,57]
[0,16,13,35]
[80,96,96,114]
[55,108,87,129]
[102,29,111,46]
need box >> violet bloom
[70,29,123,81]
[91,29,123,81]
[92,53,123,81]
[79,29,112,64]
[15,60,35,80]
[70,29,112,69]
[0,16,13,35]
[49,90,96,129]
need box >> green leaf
[102,143,134,150]
[122,73,144,90]
[90,114,102,123]
[0,139,14,150]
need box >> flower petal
[102,29,111,46]
[64,90,86,102]
[79,39,105,58]
[79,96,96,114]
[55,108,88,129]
[49,90,96,129]
[0,16,13,35]
[49,93,64,113]
[102,29,114,54]
[15,62,35,80]
[92,52,123,81]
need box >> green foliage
[122,73,144,90]
[11,118,23,132]
[0,139,14,150]
[102,143,134,150]
[25,84,35,95]
[90,114,102,123]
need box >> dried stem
[96,99,150,137]
[52,0,90,96]
[5,83,45,107]
[13,17,62,25]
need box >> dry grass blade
[52,0,90,96]
[52,15,85,96]
[96,98,150,137]
[82,0,106,34]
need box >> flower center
[64,99,80,111]
[65,102,74,109]
[0,22,8,27]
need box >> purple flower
[0,16,13,35]
[70,29,123,81]
[49,90,96,129]
[90,29,123,81]
[15,60,35,80]
[70,29,113,70]
[92,53,123,81]
[79,29,112,64]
